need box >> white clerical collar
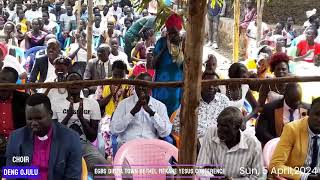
[37,135,48,141]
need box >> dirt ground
[224,0,320,25]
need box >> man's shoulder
[150,96,167,108]
[263,99,283,111]
[55,123,80,140]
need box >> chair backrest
[82,157,88,180]
[113,139,178,180]
[263,138,280,168]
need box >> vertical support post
[87,0,93,61]
[256,0,265,46]
[178,0,206,179]
[233,0,241,62]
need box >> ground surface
[224,0,320,25]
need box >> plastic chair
[113,139,178,180]
[169,109,180,148]
[263,138,280,168]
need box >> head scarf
[306,9,317,19]
[165,13,183,31]
[0,42,8,60]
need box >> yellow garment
[102,84,130,116]
[19,19,28,33]
[269,117,309,180]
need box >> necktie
[310,136,319,170]
[289,109,295,122]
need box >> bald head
[284,83,302,110]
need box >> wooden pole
[233,0,241,62]
[76,0,81,28]
[256,0,265,46]
[1,76,320,90]
[178,0,206,178]
[87,0,93,61]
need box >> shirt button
[2,112,5,115]
[2,121,5,124]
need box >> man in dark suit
[256,83,310,146]
[29,39,61,83]
[6,93,82,180]
[0,67,30,174]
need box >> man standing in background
[206,0,226,49]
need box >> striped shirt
[301,127,320,180]
[196,126,264,179]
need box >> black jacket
[29,55,49,83]
[256,99,310,145]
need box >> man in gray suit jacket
[84,44,111,94]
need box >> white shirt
[219,84,249,110]
[110,92,172,147]
[93,24,103,37]
[107,7,122,20]
[283,100,300,123]
[173,93,230,138]
[25,10,41,21]
[60,14,76,31]
[52,98,101,142]
[69,43,88,62]
[2,55,26,75]
[43,21,58,34]
[46,58,56,82]
[109,51,130,68]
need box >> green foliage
[132,0,182,31]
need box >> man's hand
[130,100,143,116]
[77,99,84,120]
[143,104,155,116]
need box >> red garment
[0,98,14,139]
[31,127,53,180]
[0,42,8,60]
[297,40,320,63]
[165,13,183,31]
[132,63,155,78]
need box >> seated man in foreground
[6,93,82,180]
[269,97,320,180]
[110,72,172,148]
[256,83,309,146]
[197,106,264,179]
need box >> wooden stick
[233,0,240,62]
[87,0,93,61]
[256,0,265,46]
[76,0,81,28]
[177,0,206,178]
[2,76,320,90]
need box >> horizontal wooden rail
[1,76,320,90]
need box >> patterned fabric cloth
[172,93,230,138]
[152,37,184,116]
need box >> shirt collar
[36,125,53,141]
[212,130,248,152]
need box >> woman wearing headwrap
[152,13,184,116]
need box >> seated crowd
[0,0,320,179]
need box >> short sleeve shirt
[52,98,101,142]
[297,40,320,63]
